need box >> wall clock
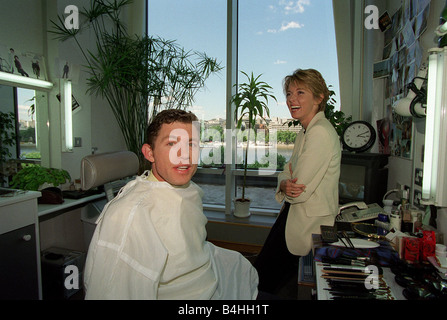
[341,121,376,153]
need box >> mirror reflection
[0,84,44,187]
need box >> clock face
[342,121,376,152]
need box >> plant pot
[38,180,71,191]
[234,198,251,218]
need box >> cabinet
[0,190,41,299]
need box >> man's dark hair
[145,109,198,147]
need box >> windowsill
[14,158,42,165]
[203,208,275,248]
[195,167,280,229]
[196,166,280,177]
[204,207,276,228]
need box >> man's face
[142,121,199,186]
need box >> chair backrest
[81,151,139,201]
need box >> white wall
[2,0,446,242]
[334,0,447,242]
[0,0,145,252]
[49,0,128,181]
[0,0,130,181]
[368,0,447,241]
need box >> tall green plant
[324,87,352,137]
[49,0,222,172]
[231,71,277,201]
[0,111,16,164]
[0,111,16,185]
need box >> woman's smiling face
[286,81,322,129]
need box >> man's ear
[142,143,155,163]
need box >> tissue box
[420,231,436,261]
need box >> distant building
[19,120,35,129]
[201,116,302,133]
[204,117,225,128]
[268,118,302,133]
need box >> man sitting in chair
[84,109,259,299]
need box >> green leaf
[231,71,277,199]
[48,1,223,173]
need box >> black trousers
[254,202,300,294]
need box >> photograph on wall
[382,38,397,60]
[0,44,48,81]
[55,58,81,84]
[56,92,81,113]
[391,7,403,37]
[377,118,391,155]
[414,3,430,38]
[0,45,14,73]
[402,21,416,48]
[390,113,413,159]
[379,11,392,32]
[376,0,431,158]
[373,59,390,78]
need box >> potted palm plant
[49,0,222,173]
[231,71,277,218]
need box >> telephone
[336,202,385,223]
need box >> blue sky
[18,1,340,123]
[17,88,35,121]
[148,0,340,120]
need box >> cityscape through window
[148,0,340,213]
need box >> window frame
[146,0,340,217]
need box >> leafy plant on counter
[10,165,71,191]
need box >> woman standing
[254,69,341,295]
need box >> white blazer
[275,112,341,256]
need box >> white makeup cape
[84,175,258,300]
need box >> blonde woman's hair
[283,69,330,112]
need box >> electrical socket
[396,182,411,200]
[74,137,82,147]
[414,190,423,208]
[415,168,423,187]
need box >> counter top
[38,192,106,217]
[0,188,42,235]
[0,188,105,217]
[0,188,41,207]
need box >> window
[148,0,227,209]
[16,87,40,160]
[148,0,339,214]
[0,85,40,187]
